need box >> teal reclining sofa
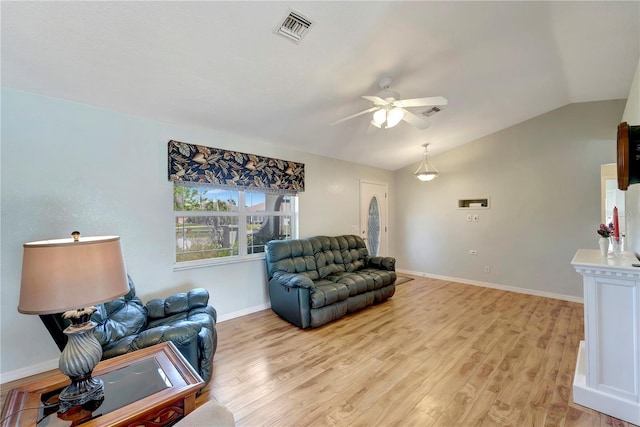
[265,235,396,328]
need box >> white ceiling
[2,1,638,170]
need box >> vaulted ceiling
[2,1,638,170]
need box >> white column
[571,249,640,425]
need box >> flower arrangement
[597,223,615,238]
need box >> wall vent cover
[274,9,313,44]
[421,106,442,117]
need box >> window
[174,184,297,266]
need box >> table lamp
[18,232,129,413]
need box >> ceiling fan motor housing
[377,77,399,103]
[378,91,399,103]
[378,76,394,90]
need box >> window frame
[173,185,298,270]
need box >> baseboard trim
[396,269,583,304]
[217,302,271,323]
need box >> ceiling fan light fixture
[415,143,439,182]
[372,108,386,125]
[331,76,446,130]
[386,107,404,128]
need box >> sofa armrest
[268,280,311,328]
[366,256,396,271]
[271,272,315,289]
[146,288,210,319]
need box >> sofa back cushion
[316,235,369,278]
[266,235,370,280]
[265,238,319,280]
[315,236,346,278]
[337,235,369,272]
[92,276,147,346]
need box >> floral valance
[168,140,305,194]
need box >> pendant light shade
[414,143,439,181]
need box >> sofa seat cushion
[310,300,348,328]
[327,270,396,296]
[310,280,349,308]
[358,268,396,287]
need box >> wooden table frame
[1,342,204,427]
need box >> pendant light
[414,143,439,181]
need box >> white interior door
[360,180,388,256]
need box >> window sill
[173,253,266,271]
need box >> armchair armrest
[271,272,315,289]
[366,256,396,271]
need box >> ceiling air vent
[274,9,313,44]
[421,106,442,117]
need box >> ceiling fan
[332,77,447,130]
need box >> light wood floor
[1,276,637,426]
[203,276,638,427]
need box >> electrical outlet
[473,214,479,222]
[484,266,491,273]
[469,249,478,255]
[466,214,472,222]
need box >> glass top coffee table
[1,342,204,427]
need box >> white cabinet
[571,249,640,425]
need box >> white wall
[622,59,640,253]
[622,59,640,124]
[0,89,394,379]
[393,100,625,299]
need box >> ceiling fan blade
[395,96,448,108]
[331,106,379,125]
[401,109,431,130]
[362,95,389,106]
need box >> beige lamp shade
[18,235,129,315]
